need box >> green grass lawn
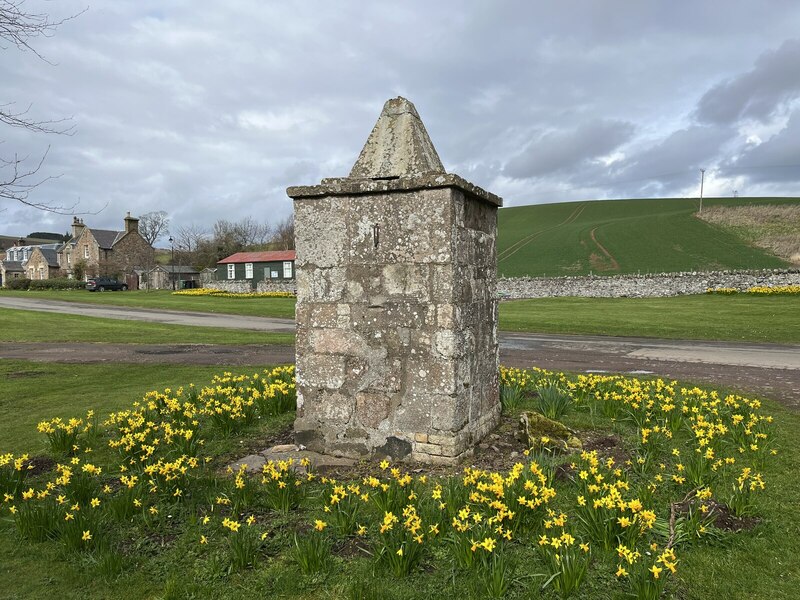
[497,197,799,277]
[0,362,275,455]
[0,308,293,345]
[500,295,800,344]
[0,289,297,319]
[4,290,798,344]
[0,362,796,599]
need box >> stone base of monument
[230,444,355,475]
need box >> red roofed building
[216,250,296,284]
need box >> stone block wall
[206,280,297,294]
[497,268,800,299]
[292,186,500,463]
[205,280,252,293]
[256,280,297,294]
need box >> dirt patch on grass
[706,500,761,532]
[23,455,56,476]
[332,537,370,559]
[6,370,47,379]
[675,498,761,533]
[582,432,630,466]
[698,204,800,264]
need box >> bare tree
[138,210,170,245]
[212,217,272,257]
[272,214,294,250]
[173,223,208,267]
[1,1,84,212]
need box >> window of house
[84,245,89,259]
[283,261,292,278]
[270,270,279,278]
[245,263,253,279]
[67,253,71,264]
[227,264,235,279]
[38,267,44,280]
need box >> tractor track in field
[498,202,587,264]
[588,226,620,271]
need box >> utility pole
[169,236,175,290]
[699,169,706,214]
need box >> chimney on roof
[124,212,139,234]
[16,238,26,246]
[71,217,85,239]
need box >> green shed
[216,250,296,288]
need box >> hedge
[27,278,85,290]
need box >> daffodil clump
[36,411,98,455]
[171,288,296,298]
[0,366,779,598]
[0,453,33,497]
[707,284,800,295]
[746,284,800,295]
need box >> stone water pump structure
[287,97,502,463]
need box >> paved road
[2,297,799,407]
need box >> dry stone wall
[205,280,297,294]
[205,280,252,293]
[498,269,800,299]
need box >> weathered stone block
[355,391,391,428]
[297,353,346,389]
[414,442,443,456]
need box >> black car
[86,277,128,292]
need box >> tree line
[139,211,294,270]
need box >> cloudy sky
[2,0,800,241]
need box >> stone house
[61,214,155,280]
[0,259,24,287]
[0,214,155,287]
[1,241,61,285]
[25,246,61,280]
[216,250,296,289]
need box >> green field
[500,295,800,344]
[497,197,800,277]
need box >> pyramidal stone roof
[287,96,502,206]
[349,97,445,179]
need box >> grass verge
[0,289,296,319]
[500,295,800,343]
[0,308,293,345]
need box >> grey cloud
[504,119,635,179]
[724,110,800,182]
[564,125,735,197]
[695,39,800,125]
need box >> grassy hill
[497,197,800,277]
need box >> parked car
[86,277,128,292]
